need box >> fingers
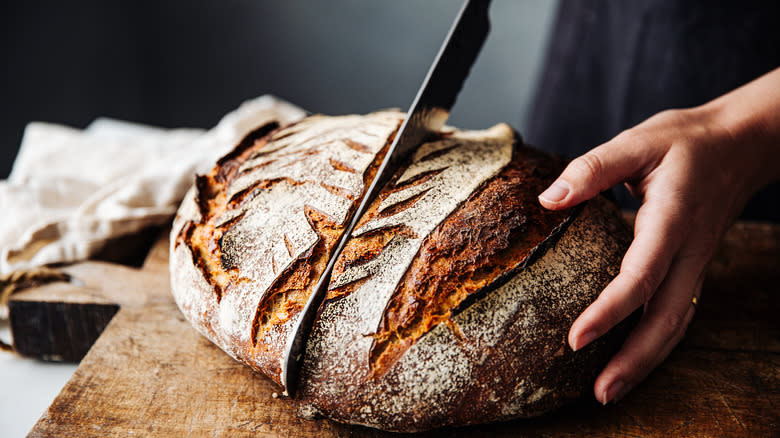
[568,200,687,351]
[538,130,663,210]
[593,251,707,405]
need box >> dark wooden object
[8,219,779,437]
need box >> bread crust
[170,113,633,432]
[296,135,632,432]
[170,111,403,386]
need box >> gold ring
[691,295,699,310]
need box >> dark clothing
[527,0,780,221]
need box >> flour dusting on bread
[170,111,403,383]
[170,111,634,433]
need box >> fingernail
[602,380,624,405]
[574,330,598,351]
[539,180,570,204]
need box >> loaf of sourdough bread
[170,111,633,432]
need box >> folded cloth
[0,95,306,276]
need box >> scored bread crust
[170,112,633,432]
[170,111,403,387]
[295,130,633,432]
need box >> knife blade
[280,0,492,394]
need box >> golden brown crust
[170,111,403,386]
[171,114,634,432]
[296,131,633,432]
[327,142,575,376]
[369,145,573,376]
[298,195,633,432]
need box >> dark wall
[0,1,558,178]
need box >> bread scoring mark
[222,176,356,217]
[230,114,399,199]
[178,221,208,288]
[368,150,578,377]
[449,206,582,318]
[330,234,411,290]
[194,174,213,219]
[173,130,273,308]
[384,167,446,193]
[215,122,280,184]
[352,128,513,238]
[415,143,461,163]
[343,138,372,154]
[218,183,344,343]
[374,189,432,221]
[249,204,344,375]
[181,218,232,303]
[171,242,222,345]
[329,158,357,174]
[250,242,318,353]
[376,177,433,214]
[283,234,295,259]
[232,151,362,199]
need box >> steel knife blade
[280,0,491,394]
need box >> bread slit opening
[361,151,572,377]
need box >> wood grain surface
[11,219,780,437]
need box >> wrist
[702,73,780,190]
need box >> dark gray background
[0,1,558,179]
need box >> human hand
[538,67,780,405]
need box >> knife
[281,0,492,394]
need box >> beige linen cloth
[0,95,305,279]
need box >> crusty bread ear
[170,113,633,432]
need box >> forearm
[705,66,780,190]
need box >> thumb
[538,133,659,210]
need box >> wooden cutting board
[8,219,780,437]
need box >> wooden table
[8,220,780,437]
